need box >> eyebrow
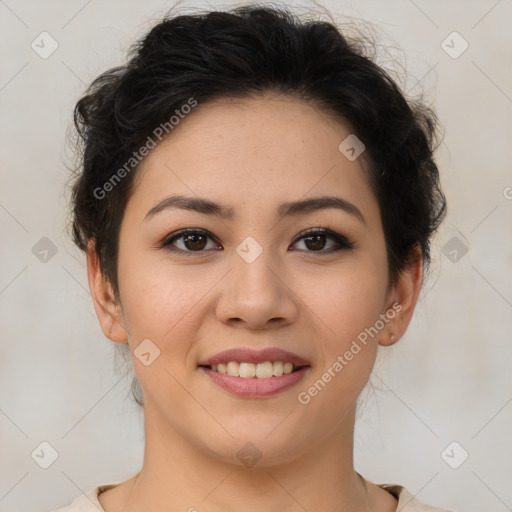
[143,194,365,225]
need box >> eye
[290,228,354,253]
[161,228,221,255]
[160,227,354,255]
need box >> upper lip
[198,347,310,367]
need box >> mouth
[199,361,306,378]
[197,347,311,397]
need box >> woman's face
[92,94,413,466]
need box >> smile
[199,364,310,397]
[198,347,311,397]
[199,366,310,397]
[205,361,301,379]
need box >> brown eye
[291,228,354,253]
[161,227,354,256]
[181,233,207,250]
[162,229,220,254]
[303,233,328,251]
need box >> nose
[215,247,299,330]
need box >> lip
[198,347,311,398]
[198,347,310,367]
[199,366,310,397]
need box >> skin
[87,94,423,512]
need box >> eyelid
[290,227,355,251]
[160,228,221,255]
[291,227,351,244]
[160,227,354,254]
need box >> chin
[192,424,311,469]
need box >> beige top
[50,481,455,511]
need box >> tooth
[226,361,239,377]
[239,362,256,378]
[283,362,293,374]
[210,360,300,377]
[256,361,274,378]
[272,361,284,376]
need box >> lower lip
[199,366,310,397]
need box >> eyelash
[160,227,355,256]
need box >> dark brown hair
[68,4,446,407]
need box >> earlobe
[379,246,423,347]
[86,240,128,344]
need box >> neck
[118,404,381,512]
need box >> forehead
[126,94,379,224]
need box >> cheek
[116,255,214,401]
[294,270,384,420]
[117,249,210,348]
[302,260,387,345]
[294,253,387,410]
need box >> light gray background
[1,1,511,511]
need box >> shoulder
[379,484,457,512]
[48,481,458,512]
[47,483,121,512]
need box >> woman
[54,4,450,511]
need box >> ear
[379,245,423,347]
[86,239,128,344]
